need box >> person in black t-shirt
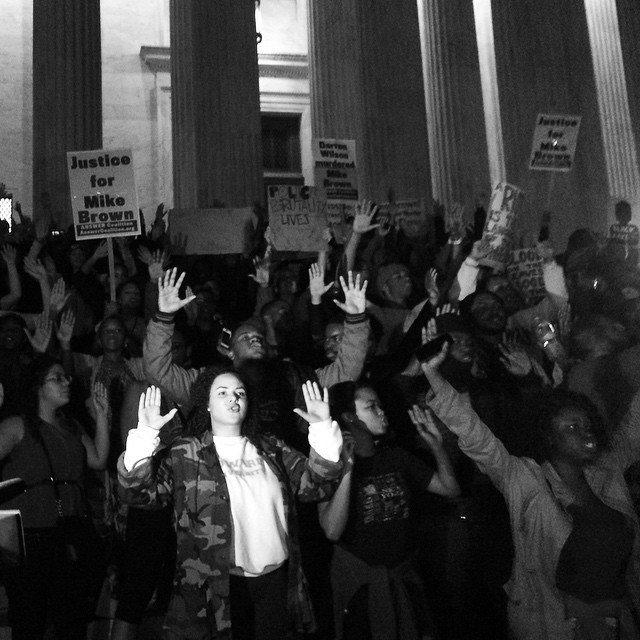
[321,381,459,640]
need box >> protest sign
[168,208,256,255]
[67,149,141,240]
[479,182,522,270]
[506,247,546,306]
[313,138,358,203]
[268,185,327,252]
[529,114,581,172]
[373,199,428,237]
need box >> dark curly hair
[185,365,259,439]
[527,389,608,463]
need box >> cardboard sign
[168,208,256,255]
[529,114,581,172]
[479,182,522,270]
[506,247,546,306]
[67,149,141,240]
[267,185,327,252]
[313,138,358,203]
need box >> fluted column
[170,0,263,210]
[487,0,610,244]
[33,0,102,227]
[418,0,490,208]
[308,0,431,203]
[584,0,640,212]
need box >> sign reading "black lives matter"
[67,148,141,240]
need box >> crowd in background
[0,193,638,640]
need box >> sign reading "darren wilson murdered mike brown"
[67,148,141,241]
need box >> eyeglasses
[44,374,72,384]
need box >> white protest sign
[529,114,581,172]
[267,185,327,252]
[506,247,546,306]
[67,149,140,240]
[168,208,256,255]
[479,182,522,270]
[313,138,358,204]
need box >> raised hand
[49,278,70,314]
[308,262,332,303]
[158,268,195,314]
[91,381,110,421]
[56,308,75,347]
[137,245,152,265]
[498,334,532,376]
[24,312,52,354]
[420,341,449,374]
[248,245,272,287]
[0,244,17,267]
[425,268,439,306]
[147,249,168,281]
[435,303,458,318]
[23,256,47,281]
[333,271,367,315]
[92,241,108,261]
[293,380,331,424]
[137,385,177,431]
[408,404,443,450]
[352,200,380,234]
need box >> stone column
[33,0,102,227]
[308,0,431,203]
[170,0,263,210]
[417,0,490,209]
[487,0,610,244]
[585,0,640,220]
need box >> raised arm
[143,268,198,405]
[315,272,370,387]
[82,381,110,469]
[0,245,22,310]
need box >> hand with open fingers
[148,249,168,281]
[56,308,76,346]
[308,262,332,302]
[137,386,177,431]
[248,246,272,287]
[293,381,331,424]
[93,241,108,260]
[425,318,438,343]
[420,341,449,374]
[334,271,367,315]
[352,200,380,234]
[23,256,47,281]
[92,381,110,420]
[49,278,70,313]
[435,303,458,317]
[408,404,443,449]
[426,268,439,306]
[499,335,532,376]
[25,312,52,354]
[158,268,195,314]
[0,244,17,266]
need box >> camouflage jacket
[117,430,342,639]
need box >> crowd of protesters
[0,192,638,640]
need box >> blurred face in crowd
[69,244,85,271]
[118,282,141,311]
[38,364,71,410]
[548,406,599,466]
[114,264,129,290]
[0,317,25,352]
[354,386,388,438]
[381,266,413,303]
[99,317,126,353]
[448,331,474,364]
[469,292,506,334]
[208,372,248,432]
[262,300,294,337]
[323,322,344,362]
[231,324,266,363]
[485,276,521,315]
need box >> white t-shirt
[212,435,288,577]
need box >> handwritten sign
[506,247,546,306]
[168,208,256,255]
[374,199,428,237]
[267,185,327,252]
[67,148,140,240]
[529,114,581,172]
[313,138,358,204]
[479,182,522,270]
